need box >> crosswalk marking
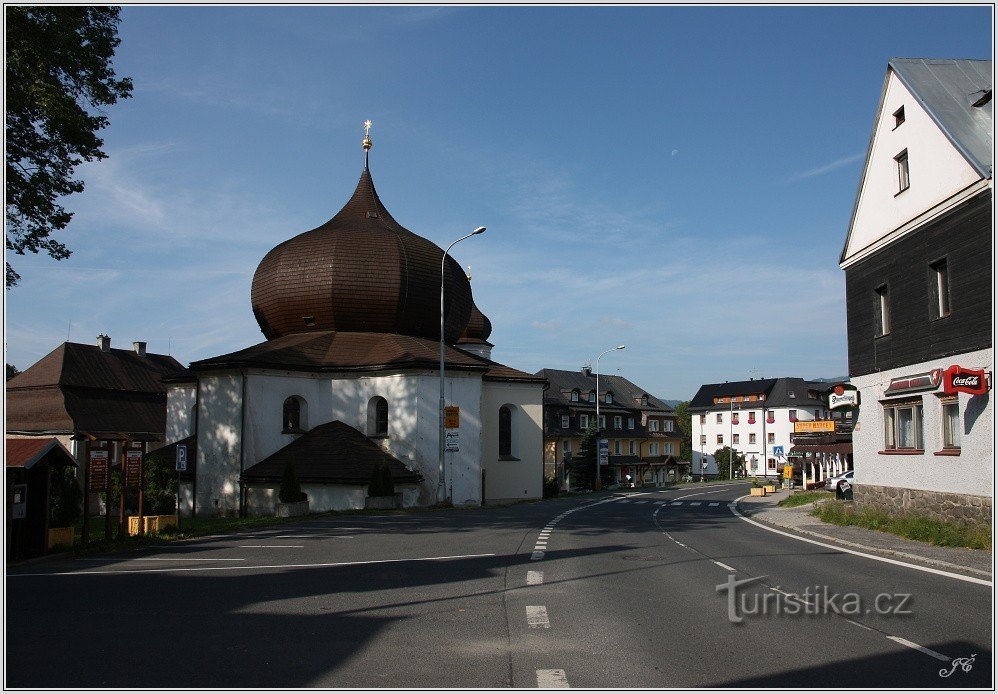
[709,502,720,507]
[527,570,544,586]
[536,669,569,688]
[526,605,550,628]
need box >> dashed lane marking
[887,637,951,662]
[689,502,702,507]
[670,502,682,506]
[526,605,551,628]
[713,561,736,572]
[75,557,245,562]
[536,669,569,688]
[239,545,304,548]
[709,502,720,507]
[527,570,544,586]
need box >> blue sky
[4,5,993,399]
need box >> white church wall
[245,483,422,514]
[195,372,244,515]
[481,380,544,502]
[165,383,196,442]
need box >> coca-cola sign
[943,365,990,396]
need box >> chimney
[582,366,592,377]
[133,341,147,357]
[97,334,111,352]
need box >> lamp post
[594,344,625,490]
[439,227,486,504]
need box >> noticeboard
[125,450,143,487]
[89,450,109,491]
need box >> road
[5,483,992,687]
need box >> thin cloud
[786,153,864,183]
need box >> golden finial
[466,265,472,282]
[362,119,373,151]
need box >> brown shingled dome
[251,167,473,343]
[459,301,493,343]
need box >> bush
[49,465,82,527]
[143,454,177,515]
[543,477,560,499]
[367,460,395,497]
[279,459,306,503]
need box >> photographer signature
[939,654,975,678]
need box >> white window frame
[875,284,890,336]
[941,398,960,450]
[664,419,674,432]
[571,390,579,402]
[648,419,660,432]
[930,258,951,319]
[561,415,570,428]
[895,149,910,192]
[580,414,590,429]
[883,398,923,451]
[628,440,635,455]
[627,417,635,430]
[613,415,622,429]
[649,442,659,456]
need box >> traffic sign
[598,439,609,466]
[176,444,187,472]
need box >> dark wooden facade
[845,190,993,378]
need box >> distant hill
[663,399,685,408]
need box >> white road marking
[527,570,544,586]
[536,669,569,688]
[675,542,688,549]
[670,502,682,506]
[273,535,355,539]
[713,561,736,572]
[709,502,720,507]
[846,618,873,631]
[526,605,550,628]
[75,557,245,562]
[689,502,702,507]
[9,553,498,577]
[729,497,992,586]
[239,545,304,548]
[531,551,544,561]
[887,637,951,661]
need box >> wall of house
[165,383,197,442]
[481,380,544,502]
[194,372,244,515]
[850,346,993,505]
[244,483,421,514]
[844,72,985,264]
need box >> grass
[778,490,834,508]
[812,501,992,550]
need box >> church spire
[362,119,373,169]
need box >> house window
[367,396,388,436]
[614,440,621,455]
[699,414,706,425]
[930,258,950,319]
[580,414,590,429]
[561,415,570,428]
[789,409,797,422]
[598,415,606,430]
[941,399,960,449]
[895,150,910,192]
[664,442,674,455]
[814,409,820,419]
[893,105,905,128]
[716,434,723,445]
[748,412,756,424]
[571,390,579,402]
[562,440,571,458]
[749,433,756,444]
[588,391,596,403]
[875,284,890,336]
[605,392,613,404]
[641,395,649,406]
[733,434,740,445]
[766,411,775,424]
[283,396,306,433]
[627,417,635,429]
[716,413,723,424]
[732,413,739,425]
[664,419,674,432]
[499,405,513,457]
[883,399,923,450]
[650,443,659,456]
[700,435,707,446]
[788,391,796,399]
[614,415,622,429]
[648,419,660,432]
[628,440,636,455]
[767,433,775,444]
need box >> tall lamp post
[594,344,625,489]
[439,227,486,504]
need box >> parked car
[825,469,854,497]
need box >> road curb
[735,499,992,579]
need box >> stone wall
[854,483,992,526]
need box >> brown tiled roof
[6,437,76,469]
[6,341,183,437]
[191,330,545,384]
[241,421,422,485]
[250,166,473,343]
[460,301,493,342]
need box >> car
[825,469,854,493]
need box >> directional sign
[175,444,187,472]
[125,450,143,487]
[89,450,109,491]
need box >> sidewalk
[737,490,992,579]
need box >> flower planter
[764,485,777,493]
[275,500,309,517]
[749,487,767,497]
[365,493,402,510]
[47,526,75,549]
[128,514,179,535]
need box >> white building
[840,58,993,524]
[690,378,835,480]
[159,137,546,515]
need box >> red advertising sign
[89,450,109,492]
[943,365,990,396]
[125,450,143,488]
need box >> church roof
[241,420,422,485]
[250,165,473,344]
[189,330,545,383]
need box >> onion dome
[251,165,473,343]
[459,300,493,344]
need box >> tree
[5,6,133,286]
[6,363,20,381]
[673,400,693,462]
[712,446,746,481]
[279,459,306,503]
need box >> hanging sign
[89,450,109,491]
[125,450,143,487]
[444,406,460,429]
[885,369,942,395]
[943,365,990,396]
[828,384,860,410]
[794,420,836,433]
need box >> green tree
[673,400,693,461]
[49,465,82,528]
[5,6,133,286]
[712,446,746,481]
[6,363,20,381]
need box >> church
[162,129,546,515]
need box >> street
[6,483,992,688]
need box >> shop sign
[828,384,860,410]
[884,369,942,395]
[943,365,990,396]
[794,420,836,433]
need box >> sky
[4,4,993,400]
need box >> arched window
[499,405,513,457]
[588,391,596,403]
[641,394,649,406]
[283,396,306,433]
[605,392,613,404]
[367,396,389,437]
[570,390,580,402]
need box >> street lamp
[439,226,486,504]
[594,344,625,490]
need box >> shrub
[279,459,306,503]
[143,454,177,515]
[368,460,395,497]
[543,477,560,499]
[49,465,83,527]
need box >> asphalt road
[5,483,992,688]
